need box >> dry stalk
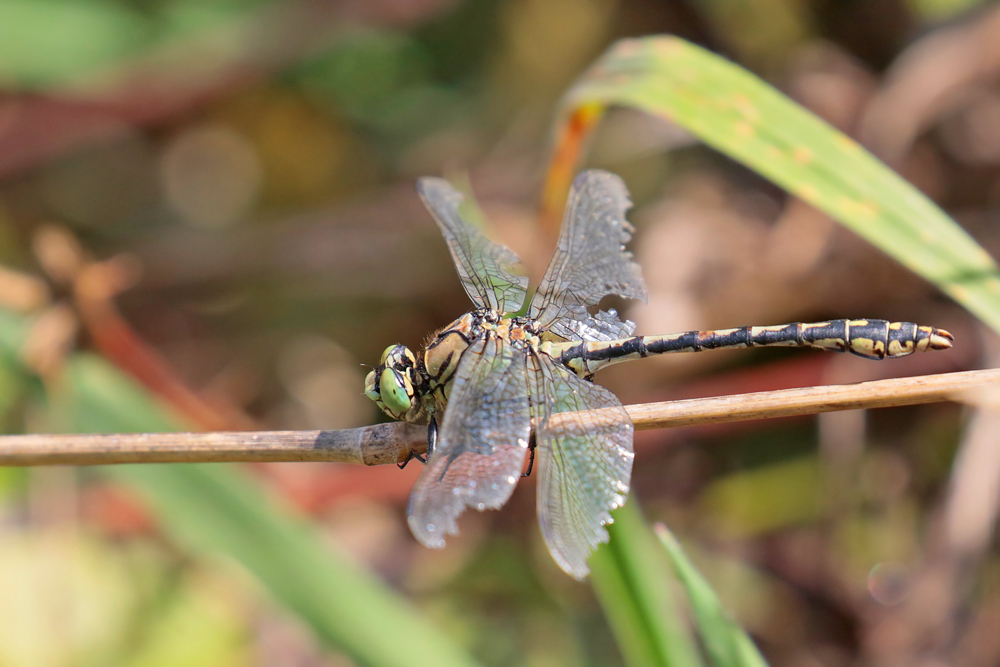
[0,368,994,467]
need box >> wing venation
[417,178,528,314]
[407,335,531,547]
[528,170,647,340]
[529,353,635,579]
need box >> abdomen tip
[930,328,954,350]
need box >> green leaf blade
[654,525,768,667]
[590,501,702,667]
[562,36,1000,333]
[108,463,480,667]
[41,352,479,667]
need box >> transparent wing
[528,170,648,341]
[528,353,634,579]
[556,308,638,342]
[407,335,531,548]
[417,177,528,314]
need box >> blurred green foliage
[0,0,278,86]
[657,526,768,667]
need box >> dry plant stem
[0,423,427,467]
[0,369,994,467]
[627,367,998,429]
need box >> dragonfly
[364,170,954,579]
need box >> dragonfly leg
[522,433,536,478]
[397,418,435,470]
[397,451,419,470]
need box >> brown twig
[0,368,993,467]
[626,367,995,429]
[0,423,428,467]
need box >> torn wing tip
[414,175,438,191]
[551,551,590,580]
[407,516,450,549]
[415,176,459,201]
[546,522,615,581]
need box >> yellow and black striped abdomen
[547,319,954,376]
[743,319,952,359]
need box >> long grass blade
[655,525,768,667]
[552,36,1000,334]
[43,352,480,667]
[589,500,702,667]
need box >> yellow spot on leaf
[833,197,876,218]
[949,284,971,302]
[764,145,782,160]
[733,95,759,122]
[835,135,862,153]
[793,146,812,164]
[837,197,861,215]
[676,67,698,83]
[858,200,878,218]
[652,38,684,58]
[798,184,818,201]
[971,245,999,267]
[735,121,755,138]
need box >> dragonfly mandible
[364,170,954,579]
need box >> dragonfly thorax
[365,309,545,424]
[424,308,541,381]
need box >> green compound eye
[379,345,397,365]
[363,370,379,401]
[379,367,412,415]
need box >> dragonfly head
[365,344,420,421]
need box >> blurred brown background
[0,0,997,665]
